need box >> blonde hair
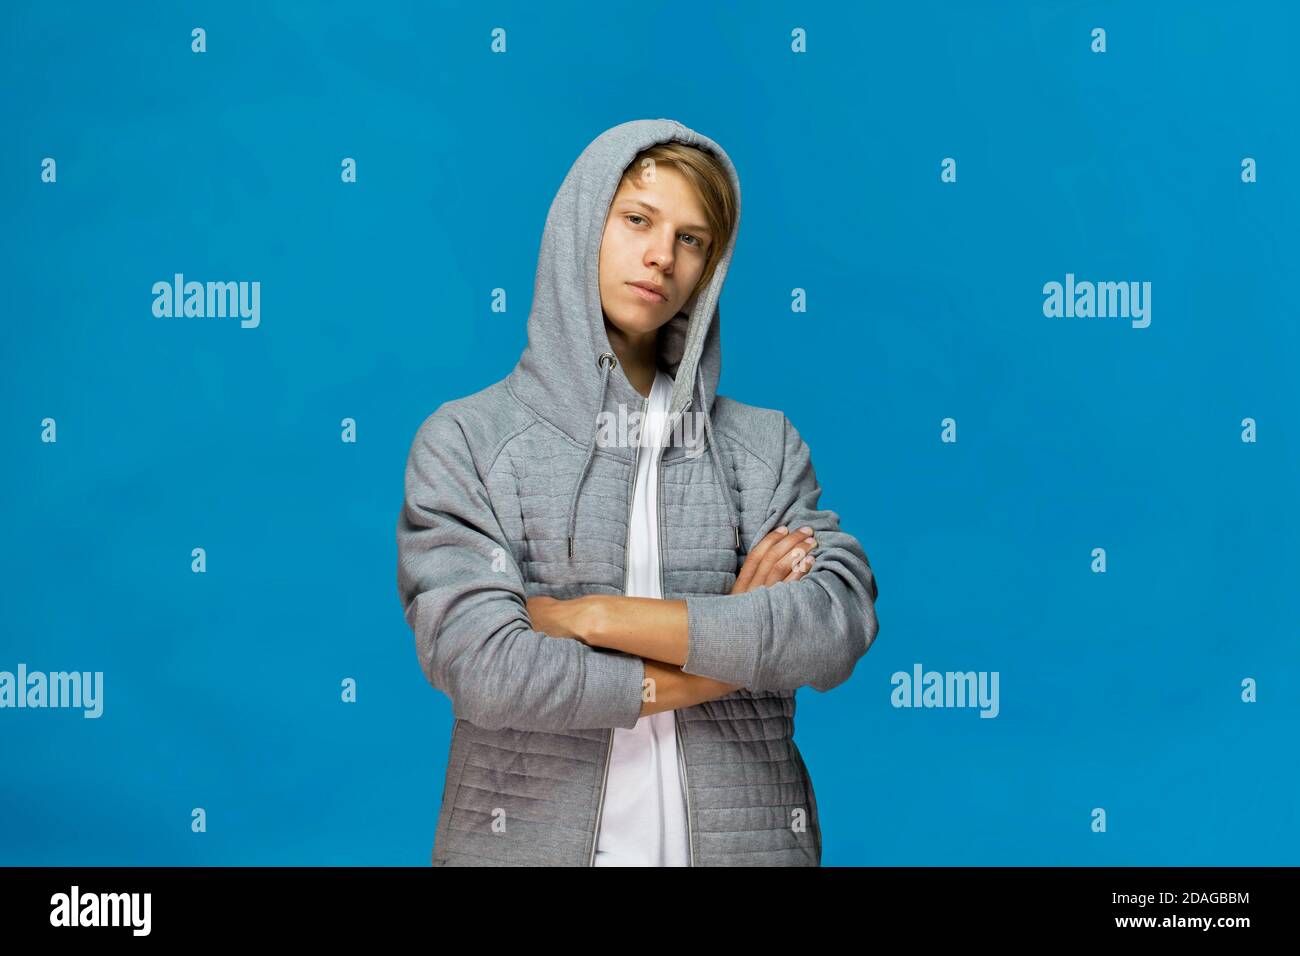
[617,142,738,303]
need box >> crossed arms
[397,409,880,732]
[525,525,821,716]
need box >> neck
[604,318,658,397]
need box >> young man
[397,118,880,866]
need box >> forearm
[581,595,689,664]
[536,598,739,713]
[639,658,742,716]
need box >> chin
[606,308,664,336]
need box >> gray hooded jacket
[396,118,880,866]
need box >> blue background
[2,0,1296,865]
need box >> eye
[625,213,703,249]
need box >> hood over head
[505,118,743,562]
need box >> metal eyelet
[596,351,617,370]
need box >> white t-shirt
[593,368,691,867]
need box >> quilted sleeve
[680,413,880,692]
[397,410,647,731]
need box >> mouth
[627,281,667,303]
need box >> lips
[627,281,666,303]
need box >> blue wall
[2,1,1296,865]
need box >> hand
[730,525,817,595]
[525,594,590,642]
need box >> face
[598,165,712,339]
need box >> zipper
[674,709,695,866]
[588,391,649,867]
[661,398,696,867]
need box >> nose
[644,228,675,273]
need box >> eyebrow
[623,199,712,236]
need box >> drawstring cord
[566,351,616,559]
[567,350,741,560]
[695,371,742,553]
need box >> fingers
[732,526,817,594]
[769,544,813,586]
[733,526,788,593]
[781,551,814,583]
[753,526,816,587]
